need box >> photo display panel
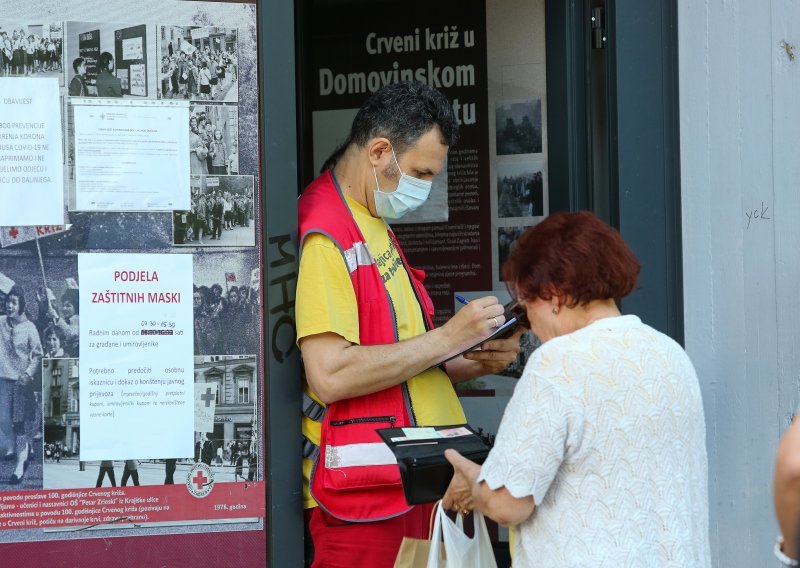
[0,1,265,545]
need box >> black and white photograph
[497,160,545,218]
[174,175,254,247]
[495,98,543,155]
[193,250,260,356]
[42,355,259,489]
[41,358,79,483]
[0,256,79,491]
[193,355,259,484]
[188,103,239,176]
[158,25,239,103]
[65,21,152,98]
[497,225,530,276]
[0,22,63,83]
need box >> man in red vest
[297,81,523,567]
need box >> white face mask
[373,147,433,219]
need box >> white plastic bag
[427,502,497,568]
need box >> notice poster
[117,68,129,90]
[305,0,490,325]
[78,29,101,92]
[78,252,194,461]
[73,99,190,211]
[129,63,146,96]
[123,37,143,60]
[0,78,65,226]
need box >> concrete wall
[679,0,800,564]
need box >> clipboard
[440,300,527,364]
[377,424,491,505]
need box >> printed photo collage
[0,252,262,494]
[492,98,547,286]
[0,6,264,542]
[0,19,254,249]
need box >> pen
[455,295,469,305]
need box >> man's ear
[366,138,392,167]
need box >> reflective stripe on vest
[343,241,374,274]
[325,442,396,468]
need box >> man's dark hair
[72,57,84,73]
[98,51,114,71]
[320,81,458,172]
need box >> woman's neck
[579,299,621,327]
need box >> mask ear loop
[375,145,401,192]
[390,146,404,176]
[372,165,381,191]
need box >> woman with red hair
[443,211,711,567]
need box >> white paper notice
[79,253,194,461]
[0,78,64,226]
[73,100,190,211]
[122,37,144,60]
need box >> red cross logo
[8,228,17,239]
[192,470,208,489]
[201,387,214,407]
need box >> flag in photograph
[180,39,197,55]
[250,268,260,292]
[225,272,237,282]
[0,272,14,294]
[195,383,217,433]
[0,225,67,248]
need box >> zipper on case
[330,415,396,427]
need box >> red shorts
[307,503,434,568]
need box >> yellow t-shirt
[296,194,466,508]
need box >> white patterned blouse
[478,315,711,567]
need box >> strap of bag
[302,392,325,422]
[428,500,441,539]
[302,436,319,462]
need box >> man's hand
[445,328,525,383]
[462,328,525,374]
[443,449,481,515]
[439,296,507,353]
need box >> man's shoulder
[299,171,336,205]
[299,172,349,234]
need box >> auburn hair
[502,211,640,307]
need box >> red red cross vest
[298,170,436,522]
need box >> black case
[377,424,491,505]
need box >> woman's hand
[442,449,481,515]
